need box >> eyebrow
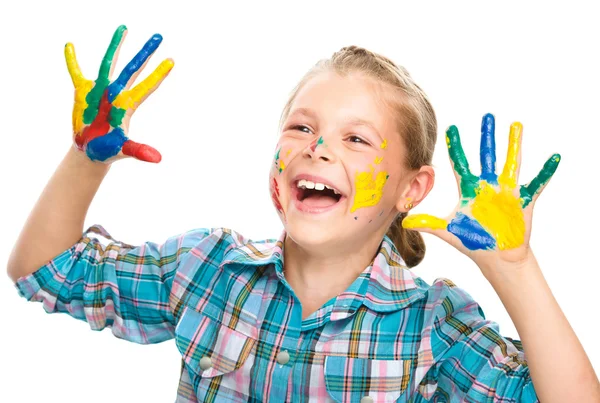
[288,108,384,142]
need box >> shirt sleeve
[14,224,210,344]
[416,278,539,403]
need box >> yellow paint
[279,159,286,171]
[402,214,447,230]
[498,122,522,189]
[374,156,383,164]
[471,181,525,250]
[446,135,451,148]
[113,59,175,110]
[350,165,388,213]
[286,149,292,156]
[380,139,388,149]
[65,43,93,134]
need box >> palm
[65,25,173,163]
[403,113,560,265]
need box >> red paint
[270,177,284,214]
[77,91,112,150]
[122,140,162,163]
[309,138,318,152]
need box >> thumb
[402,213,455,245]
[121,139,162,163]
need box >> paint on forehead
[310,136,324,152]
[350,165,388,213]
[471,181,525,250]
[380,139,388,149]
[374,156,383,165]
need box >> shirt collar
[221,232,426,317]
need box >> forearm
[482,251,600,402]
[7,146,110,282]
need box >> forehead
[289,72,396,131]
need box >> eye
[290,125,313,134]
[347,135,370,145]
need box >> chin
[282,217,343,250]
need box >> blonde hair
[279,46,437,267]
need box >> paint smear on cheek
[270,177,284,216]
[273,147,286,173]
[380,139,388,149]
[350,166,388,213]
[374,157,383,164]
[471,181,525,250]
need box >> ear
[395,165,435,212]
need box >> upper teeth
[297,180,340,194]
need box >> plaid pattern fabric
[15,225,539,402]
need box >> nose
[302,136,337,163]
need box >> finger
[65,43,86,87]
[520,153,561,208]
[480,113,498,184]
[107,34,163,103]
[446,125,479,199]
[98,25,127,85]
[113,58,174,110]
[121,139,162,163]
[402,214,447,232]
[498,122,523,189]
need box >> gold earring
[404,202,413,210]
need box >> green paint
[520,153,560,208]
[317,136,324,147]
[109,107,127,127]
[274,147,281,161]
[446,125,479,199]
[83,26,127,125]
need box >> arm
[7,147,109,282]
[482,250,600,402]
[7,24,172,282]
[404,113,599,400]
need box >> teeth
[297,180,340,195]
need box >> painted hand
[65,25,173,163]
[402,113,560,266]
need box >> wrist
[66,144,112,175]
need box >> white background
[1,1,598,402]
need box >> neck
[282,234,383,319]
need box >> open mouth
[294,179,343,210]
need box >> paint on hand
[446,125,480,199]
[65,25,166,163]
[374,156,383,164]
[380,139,388,149]
[520,154,561,208]
[471,181,525,250]
[448,213,496,250]
[402,214,447,230]
[350,165,388,213]
[480,113,498,185]
[498,122,522,189]
[310,136,324,152]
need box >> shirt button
[199,356,212,371]
[360,397,374,403]
[276,350,290,365]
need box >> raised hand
[402,113,560,265]
[65,25,173,163]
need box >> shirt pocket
[323,356,411,402]
[175,306,256,379]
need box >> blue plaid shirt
[15,225,538,402]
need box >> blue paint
[448,213,496,250]
[86,127,127,161]
[480,113,498,184]
[107,34,163,102]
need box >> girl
[8,25,599,402]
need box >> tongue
[302,194,339,208]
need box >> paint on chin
[350,166,388,213]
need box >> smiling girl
[8,26,599,402]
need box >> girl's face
[270,71,413,251]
